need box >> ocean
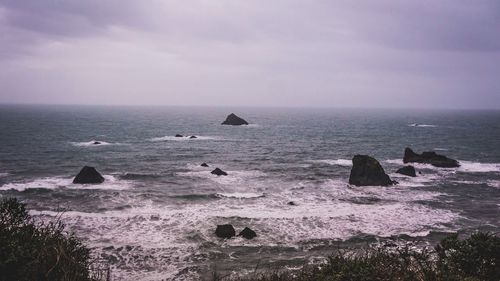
[0,105,499,280]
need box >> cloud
[0,0,499,108]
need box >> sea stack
[73,166,105,184]
[215,224,235,238]
[349,155,394,186]
[403,147,460,168]
[221,113,249,126]
[238,227,257,239]
[211,168,228,176]
[396,165,417,177]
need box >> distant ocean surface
[1,105,499,280]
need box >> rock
[73,166,105,184]
[396,165,416,177]
[403,147,460,168]
[348,155,394,186]
[201,163,209,167]
[211,168,228,176]
[221,113,249,125]
[238,227,257,239]
[287,201,296,206]
[175,134,183,137]
[93,141,101,145]
[215,224,235,238]
[189,135,197,139]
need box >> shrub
[219,232,500,281]
[0,198,104,281]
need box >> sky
[0,0,499,109]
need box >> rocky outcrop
[348,155,394,186]
[175,134,183,137]
[238,227,257,239]
[215,224,235,238]
[189,136,197,139]
[73,166,105,184]
[396,165,416,177]
[201,163,209,167]
[221,113,249,126]
[287,201,296,206]
[403,148,459,168]
[211,168,228,176]
[93,141,101,145]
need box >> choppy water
[0,105,499,280]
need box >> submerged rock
[93,141,101,145]
[73,166,105,184]
[238,227,257,239]
[175,134,184,137]
[396,165,416,177]
[201,163,209,167]
[211,168,228,176]
[189,136,197,139]
[349,155,394,186]
[403,147,459,168]
[215,224,235,238]
[221,113,249,125]
[287,201,296,206]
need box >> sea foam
[0,175,131,191]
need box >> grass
[0,198,108,281]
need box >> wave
[0,172,8,178]
[487,180,500,188]
[386,159,500,173]
[309,159,352,167]
[177,169,267,186]
[149,135,220,142]
[457,161,500,173]
[70,140,121,147]
[216,192,265,199]
[0,175,131,191]
[408,123,437,128]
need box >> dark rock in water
[396,165,417,177]
[349,155,394,186]
[215,224,235,238]
[73,166,105,184]
[211,168,228,176]
[175,134,183,137]
[287,201,296,206]
[221,113,249,125]
[189,135,197,139]
[238,227,257,239]
[201,163,209,167]
[93,141,101,145]
[403,147,459,168]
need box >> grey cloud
[0,0,499,109]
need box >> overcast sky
[0,0,499,109]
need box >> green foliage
[0,198,102,281]
[436,232,500,281]
[220,232,500,281]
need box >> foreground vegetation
[0,198,108,281]
[218,232,500,281]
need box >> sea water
[0,105,499,280]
